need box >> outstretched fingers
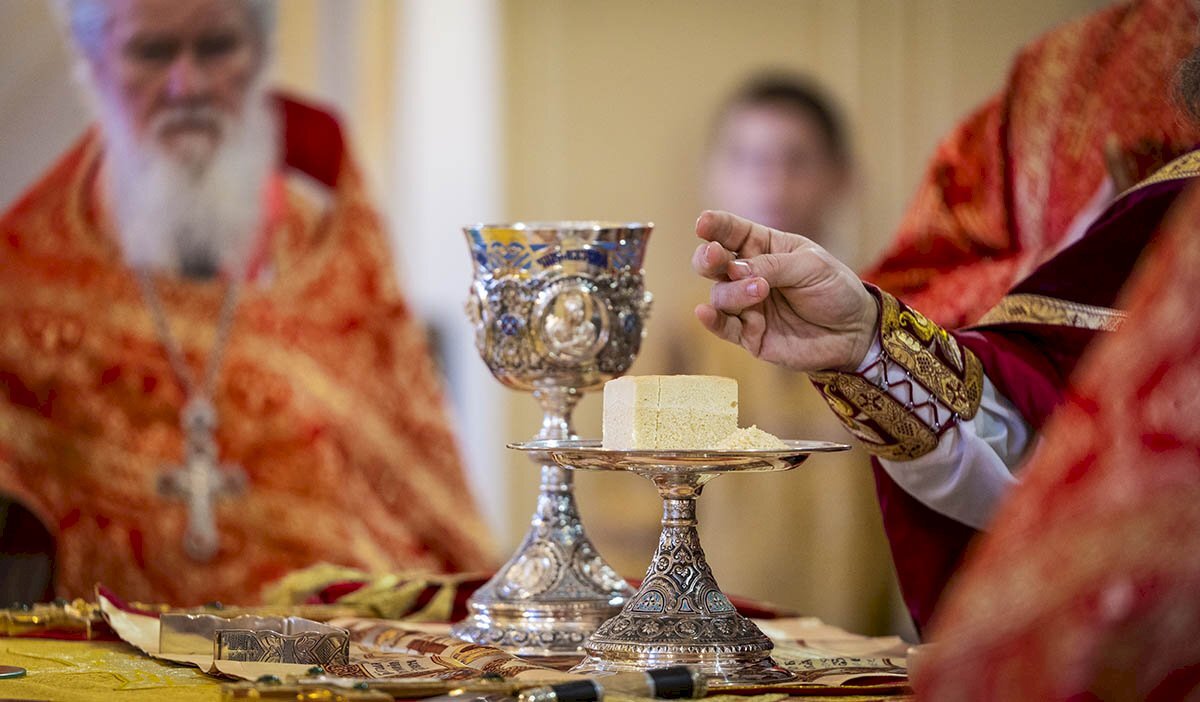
[708,276,770,314]
[692,240,736,280]
[695,210,799,257]
[726,246,833,291]
[694,303,743,345]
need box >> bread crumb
[716,425,787,450]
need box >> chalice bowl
[454,221,653,655]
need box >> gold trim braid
[810,288,983,461]
[974,293,1127,331]
[1119,147,1200,198]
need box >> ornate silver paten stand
[512,439,848,682]
[454,222,652,655]
[582,469,788,682]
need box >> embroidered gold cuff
[810,287,983,461]
[809,371,940,461]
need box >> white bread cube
[603,375,738,449]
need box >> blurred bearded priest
[0,0,492,605]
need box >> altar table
[0,635,911,702]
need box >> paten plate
[509,438,850,473]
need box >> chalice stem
[662,496,698,527]
[532,385,580,440]
[573,470,790,683]
[533,384,579,494]
[638,489,735,621]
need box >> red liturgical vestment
[915,179,1200,701]
[0,96,492,605]
[876,150,1200,632]
[864,0,1200,329]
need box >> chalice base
[452,600,620,658]
[450,465,633,657]
[570,580,797,684]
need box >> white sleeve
[856,337,1034,530]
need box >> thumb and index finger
[692,210,877,370]
[692,211,774,280]
[692,210,830,289]
[692,210,835,342]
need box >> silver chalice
[510,439,849,683]
[454,221,653,655]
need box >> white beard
[95,82,277,279]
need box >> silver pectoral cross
[157,397,246,562]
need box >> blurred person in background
[704,74,851,255]
[665,74,899,635]
[0,0,490,606]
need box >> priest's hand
[692,210,878,373]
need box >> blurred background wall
[0,0,1109,634]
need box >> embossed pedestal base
[451,462,633,656]
[451,600,619,656]
[572,491,794,683]
[573,592,794,682]
[573,645,794,684]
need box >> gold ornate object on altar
[0,599,100,638]
[510,439,849,684]
[455,222,654,655]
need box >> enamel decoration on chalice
[454,222,652,656]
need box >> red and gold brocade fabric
[863,0,1200,329]
[875,152,1198,634]
[0,97,492,606]
[913,185,1200,701]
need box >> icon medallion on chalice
[454,222,653,656]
